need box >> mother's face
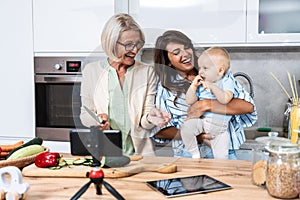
[166,42,195,73]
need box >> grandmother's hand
[97,113,110,130]
[147,108,171,128]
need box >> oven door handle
[36,75,82,83]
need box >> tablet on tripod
[70,127,122,158]
[69,126,124,199]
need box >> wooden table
[23,156,276,200]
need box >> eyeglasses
[117,40,144,51]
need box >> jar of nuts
[266,144,300,199]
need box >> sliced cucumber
[83,161,92,166]
[49,166,62,170]
[58,161,67,167]
[73,159,86,165]
[65,159,75,165]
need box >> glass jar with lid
[251,147,269,187]
[265,144,300,199]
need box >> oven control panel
[34,57,85,74]
[66,61,81,72]
[34,56,103,75]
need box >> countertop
[22,156,277,200]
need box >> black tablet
[146,174,232,198]
[70,128,122,157]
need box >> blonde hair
[101,13,145,62]
[203,46,230,73]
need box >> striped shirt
[151,72,257,152]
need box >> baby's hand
[202,81,212,91]
[192,75,203,87]
[201,81,209,90]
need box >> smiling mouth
[125,53,135,58]
[182,57,191,64]
[125,54,135,59]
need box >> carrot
[0,151,9,157]
[0,141,24,152]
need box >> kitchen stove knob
[54,64,62,70]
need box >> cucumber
[58,161,67,167]
[7,144,44,160]
[73,159,86,165]
[49,166,62,170]
[6,137,43,159]
[102,156,131,168]
[64,159,75,165]
[83,161,92,166]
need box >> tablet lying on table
[146,174,232,198]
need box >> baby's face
[198,54,223,82]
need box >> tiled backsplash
[141,47,300,130]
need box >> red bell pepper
[35,152,61,168]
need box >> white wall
[0,0,35,140]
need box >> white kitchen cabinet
[33,0,123,54]
[247,0,300,45]
[0,0,35,139]
[129,0,247,47]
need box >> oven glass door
[35,82,84,130]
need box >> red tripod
[70,167,125,200]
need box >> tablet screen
[146,175,232,198]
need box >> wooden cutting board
[22,160,177,178]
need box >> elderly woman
[80,13,170,156]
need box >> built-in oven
[34,57,87,141]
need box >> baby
[181,47,235,159]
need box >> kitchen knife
[83,105,103,124]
